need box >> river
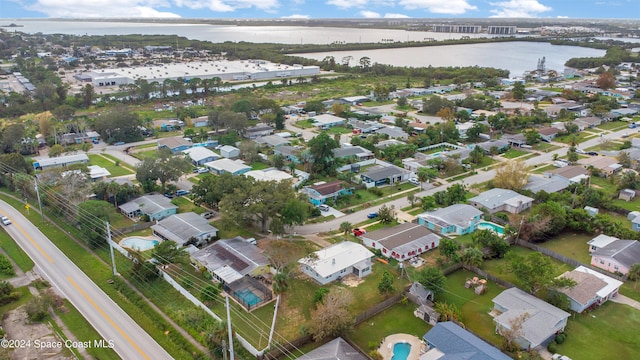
[293,42,605,78]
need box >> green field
[597,120,628,131]
[88,154,134,177]
[502,149,529,159]
[0,229,34,273]
[538,232,593,264]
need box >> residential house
[273,146,300,163]
[254,134,291,148]
[295,337,367,360]
[219,145,240,158]
[476,139,510,154]
[182,147,219,166]
[190,237,270,285]
[361,223,441,261]
[501,134,527,148]
[203,158,251,176]
[158,137,193,154]
[456,122,475,139]
[573,116,602,130]
[538,127,561,142]
[376,126,409,140]
[58,131,101,145]
[311,114,346,129]
[191,115,209,128]
[376,139,406,149]
[360,165,409,187]
[578,156,622,177]
[152,212,218,247]
[524,174,570,194]
[472,109,497,119]
[298,242,374,285]
[245,169,295,185]
[349,119,380,133]
[611,108,639,117]
[300,180,352,206]
[492,287,570,349]
[33,153,89,170]
[468,188,534,214]
[332,146,375,162]
[118,194,177,221]
[590,239,640,275]
[87,165,110,181]
[619,189,636,202]
[423,322,511,360]
[244,124,274,140]
[417,204,483,235]
[587,234,619,253]
[556,266,623,313]
[546,165,590,183]
[629,212,640,231]
[409,121,430,134]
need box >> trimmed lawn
[589,176,617,194]
[211,219,258,239]
[597,120,628,131]
[133,143,157,150]
[251,161,270,170]
[0,228,34,272]
[502,149,528,159]
[531,142,560,152]
[481,246,573,287]
[170,196,206,214]
[323,126,352,135]
[532,164,555,174]
[131,149,159,160]
[554,302,640,360]
[538,232,593,264]
[88,154,134,177]
[294,119,315,129]
[440,269,505,346]
[349,302,431,352]
[555,132,595,144]
[611,197,640,212]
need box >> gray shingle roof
[191,237,269,276]
[592,240,640,268]
[363,223,441,254]
[296,337,367,360]
[468,188,533,211]
[119,195,177,216]
[362,165,407,182]
[419,204,483,228]
[151,212,217,246]
[423,321,511,360]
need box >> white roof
[573,266,623,299]
[87,165,110,179]
[182,146,218,162]
[245,169,293,182]
[588,234,618,248]
[298,242,373,278]
[36,153,89,167]
[312,113,345,125]
[204,158,250,173]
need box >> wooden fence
[114,221,153,235]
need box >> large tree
[152,241,188,265]
[135,148,192,192]
[417,267,446,298]
[77,200,112,248]
[93,106,142,144]
[308,288,354,342]
[307,132,339,176]
[493,160,532,191]
[191,173,250,209]
[596,71,616,90]
[508,252,575,296]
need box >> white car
[408,178,420,186]
[1,216,11,226]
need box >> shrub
[555,333,566,344]
[25,296,50,322]
[368,187,383,197]
[547,341,557,353]
[368,350,383,360]
[0,254,15,276]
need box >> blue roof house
[273,146,300,164]
[423,322,511,360]
[418,204,483,235]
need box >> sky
[2,0,638,19]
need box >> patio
[378,333,425,360]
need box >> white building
[298,242,374,285]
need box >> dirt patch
[341,274,364,287]
[1,307,72,360]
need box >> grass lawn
[251,161,270,170]
[337,183,416,210]
[211,219,259,239]
[531,142,560,152]
[0,228,34,272]
[88,154,134,177]
[131,149,159,160]
[133,143,158,150]
[348,302,431,353]
[532,164,556,174]
[538,232,593,264]
[611,197,640,212]
[323,126,352,135]
[555,132,595,144]
[502,149,529,159]
[481,246,573,287]
[294,119,315,129]
[597,120,628,131]
[589,176,617,195]
[450,233,475,247]
[554,302,640,360]
[170,196,206,214]
[440,269,505,346]
[407,208,424,216]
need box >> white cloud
[27,0,181,17]
[326,0,369,9]
[556,15,568,18]
[384,13,410,18]
[398,0,477,15]
[489,0,552,18]
[360,10,382,18]
[173,0,280,12]
[281,14,310,18]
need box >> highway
[0,200,173,360]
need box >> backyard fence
[354,292,404,326]
[114,221,153,234]
[517,242,626,282]
[259,335,312,360]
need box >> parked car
[1,216,11,226]
[367,212,379,219]
[164,192,174,199]
[575,148,586,154]
[587,151,599,156]
[197,167,209,174]
[318,204,330,212]
[175,189,190,196]
[408,178,420,186]
[353,228,366,236]
[113,141,125,146]
[201,211,216,220]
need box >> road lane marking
[0,211,54,264]
[67,276,151,360]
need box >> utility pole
[268,294,280,347]
[515,218,524,246]
[225,295,235,360]
[106,222,117,276]
[34,177,44,224]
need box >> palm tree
[628,263,640,289]
[272,272,289,294]
[339,221,353,240]
[288,161,296,175]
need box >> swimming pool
[477,221,505,235]
[391,342,411,360]
[120,237,160,251]
[234,289,263,307]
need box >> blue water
[392,342,411,360]
[235,289,262,307]
[120,237,160,251]
[477,221,505,235]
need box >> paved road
[295,126,632,234]
[0,201,173,360]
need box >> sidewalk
[610,293,640,311]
